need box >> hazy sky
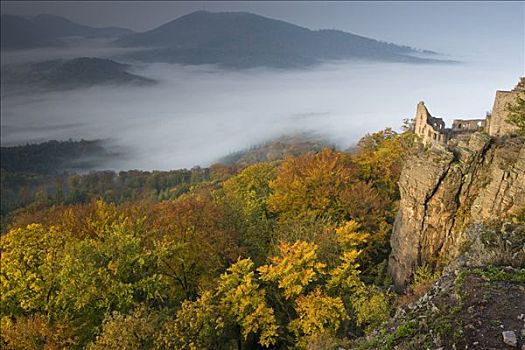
[2,1,524,60]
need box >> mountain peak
[116,10,447,68]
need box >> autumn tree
[53,219,168,345]
[289,288,346,347]
[327,221,392,334]
[268,149,357,223]
[1,315,76,350]
[152,191,240,301]
[160,291,225,350]
[220,163,277,263]
[259,241,325,299]
[88,306,163,350]
[216,258,279,348]
[1,224,68,318]
[353,128,417,199]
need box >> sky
[1,1,524,60]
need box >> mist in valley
[1,39,522,171]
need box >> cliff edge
[388,132,525,290]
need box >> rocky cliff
[388,132,525,290]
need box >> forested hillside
[2,103,524,349]
[1,127,418,349]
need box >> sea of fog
[1,41,522,170]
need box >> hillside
[0,14,62,49]
[0,14,133,49]
[357,218,525,349]
[0,81,523,349]
[31,14,132,38]
[115,10,449,68]
[0,139,119,175]
[217,134,333,166]
[1,57,156,89]
[356,265,525,349]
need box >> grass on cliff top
[471,266,525,283]
[353,266,525,350]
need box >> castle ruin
[414,78,524,146]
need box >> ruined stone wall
[451,119,485,131]
[414,102,448,146]
[487,90,521,137]
[388,133,525,290]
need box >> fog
[0,38,145,66]
[1,44,522,170]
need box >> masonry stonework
[414,78,524,146]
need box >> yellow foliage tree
[335,220,370,250]
[289,288,346,347]
[267,148,356,222]
[217,258,279,348]
[353,128,417,199]
[258,241,326,299]
[88,306,162,350]
[159,291,224,350]
[1,224,68,317]
[351,285,391,331]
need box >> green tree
[53,219,167,346]
[220,163,277,263]
[506,92,525,135]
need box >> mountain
[0,14,133,49]
[0,14,62,49]
[31,14,133,38]
[1,57,155,89]
[115,10,449,68]
[0,139,119,175]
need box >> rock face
[388,132,525,290]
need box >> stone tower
[486,78,524,137]
[414,101,447,146]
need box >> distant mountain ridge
[32,14,133,38]
[1,14,133,49]
[116,10,450,68]
[1,57,155,89]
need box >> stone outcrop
[446,223,525,272]
[388,132,525,290]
